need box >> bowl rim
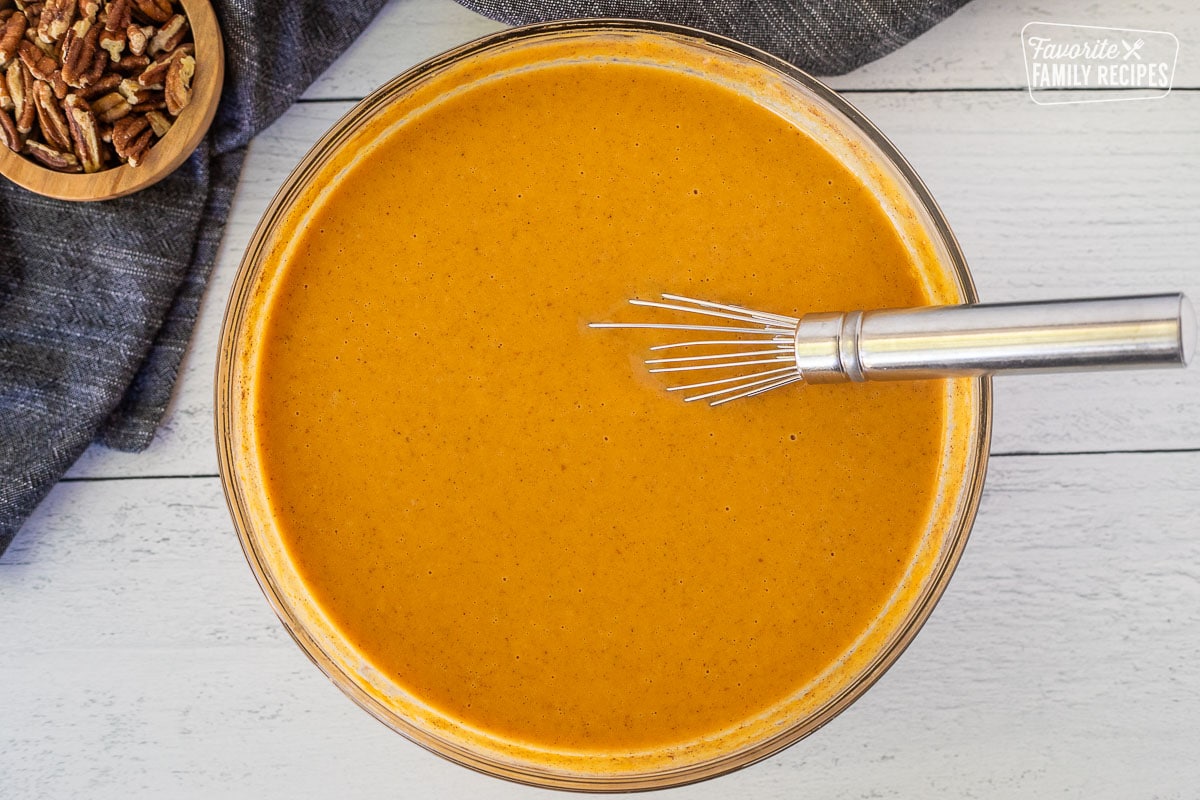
[215,18,994,792]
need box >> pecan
[24,137,80,170]
[13,83,30,127]
[130,0,167,23]
[59,17,97,86]
[89,88,127,121]
[102,0,129,31]
[35,0,71,43]
[111,51,144,74]
[127,89,158,111]
[146,10,181,54]
[62,91,100,170]
[26,28,57,62]
[17,39,65,96]
[0,66,10,107]
[74,67,112,95]
[108,104,138,142]
[108,103,140,133]
[25,25,56,59]
[162,46,186,114]
[19,2,39,31]
[4,61,21,113]
[127,124,149,163]
[32,76,69,148]
[124,21,147,55]
[134,47,164,85]
[23,1,43,25]
[0,7,24,65]
[111,112,146,162]
[113,73,139,100]
[77,0,100,23]
[81,33,105,84]
[0,104,20,150]
[5,59,33,132]
[58,17,82,54]
[98,26,121,61]
[142,105,165,134]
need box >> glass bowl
[216,19,992,792]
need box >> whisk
[591,293,1196,405]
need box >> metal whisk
[591,293,1195,405]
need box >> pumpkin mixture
[244,44,966,759]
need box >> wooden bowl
[0,0,224,202]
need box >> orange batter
[246,45,964,759]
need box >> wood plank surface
[6,452,1200,798]
[7,1,1198,797]
[302,0,1200,97]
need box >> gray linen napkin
[0,0,969,557]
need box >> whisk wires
[591,294,803,405]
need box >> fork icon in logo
[1122,38,1145,60]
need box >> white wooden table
[4,1,1198,796]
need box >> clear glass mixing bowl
[216,19,992,791]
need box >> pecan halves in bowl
[125,22,149,56]
[132,0,171,24]
[135,48,168,86]
[61,18,103,87]
[76,70,117,97]
[0,104,21,151]
[147,11,183,54]
[17,38,67,96]
[79,0,102,25]
[63,91,102,171]
[0,9,27,66]
[32,76,69,148]
[113,52,148,75]
[163,45,188,114]
[143,106,167,135]
[110,108,148,164]
[91,88,130,121]
[98,26,124,62]
[6,59,34,133]
[104,0,133,32]
[24,137,81,170]
[2,0,201,177]
[35,0,74,44]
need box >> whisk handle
[795,294,1195,383]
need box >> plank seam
[59,448,1200,483]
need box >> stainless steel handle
[795,294,1195,383]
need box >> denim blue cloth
[0,0,968,555]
